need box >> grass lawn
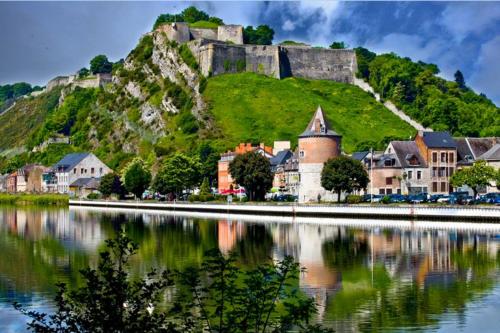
[203,73,415,153]
[188,21,220,29]
[0,193,69,206]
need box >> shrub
[381,195,391,204]
[346,194,363,204]
[86,192,101,200]
[179,44,198,71]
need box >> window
[81,168,84,174]
[386,177,393,185]
[408,171,413,179]
[384,159,394,167]
[417,171,422,180]
[432,182,438,192]
[299,151,305,158]
[99,167,103,174]
[397,189,401,194]
[379,189,385,195]
[386,188,393,194]
[441,152,447,163]
[91,168,95,174]
[432,152,438,163]
[432,167,437,177]
[73,169,76,174]
[448,167,454,176]
[449,152,454,163]
[440,182,447,192]
[388,148,391,153]
[439,167,446,177]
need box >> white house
[52,153,111,194]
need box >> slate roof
[390,141,427,168]
[53,153,90,172]
[70,177,101,189]
[270,150,293,166]
[299,106,340,138]
[421,131,456,148]
[351,151,369,161]
[454,138,473,165]
[478,144,500,161]
[455,137,500,164]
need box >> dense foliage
[99,173,126,198]
[90,55,112,74]
[152,153,202,197]
[243,25,274,45]
[153,6,224,30]
[355,47,500,136]
[0,194,68,206]
[122,158,152,198]
[229,151,273,201]
[0,82,42,107]
[15,232,328,332]
[450,160,497,197]
[329,41,347,49]
[321,156,369,202]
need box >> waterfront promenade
[69,200,500,222]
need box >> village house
[14,164,49,193]
[218,143,274,194]
[6,172,17,193]
[0,174,7,192]
[51,153,111,195]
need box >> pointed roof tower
[299,106,340,138]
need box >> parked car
[479,193,500,204]
[449,191,469,204]
[273,194,297,202]
[429,194,446,203]
[437,195,450,203]
[407,194,427,204]
[371,195,384,203]
[388,194,407,203]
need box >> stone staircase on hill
[353,78,432,132]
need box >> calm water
[1,206,500,332]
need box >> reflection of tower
[217,220,244,253]
[298,106,342,203]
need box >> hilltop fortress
[158,23,357,83]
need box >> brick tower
[298,106,342,202]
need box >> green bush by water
[0,194,69,206]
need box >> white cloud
[440,3,500,42]
[282,19,296,31]
[469,36,500,105]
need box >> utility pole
[370,147,374,203]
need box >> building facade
[52,153,111,194]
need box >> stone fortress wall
[159,22,357,83]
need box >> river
[1,206,500,332]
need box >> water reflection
[0,206,499,332]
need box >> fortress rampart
[159,23,357,83]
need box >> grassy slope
[204,73,415,153]
[0,88,60,151]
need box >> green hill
[204,73,415,152]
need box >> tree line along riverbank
[0,193,68,206]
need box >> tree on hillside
[329,41,347,49]
[454,70,466,89]
[229,151,273,201]
[197,142,220,186]
[152,153,202,197]
[99,173,126,198]
[181,6,209,23]
[243,25,274,45]
[78,67,90,78]
[354,47,376,79]
[321,156,369,203]
[90,55,112,74]
[450,160,496,198]
[122,157,151,199]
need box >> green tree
[78,67,90,78]
[122,157,152,199]
[181,6,210,23]
[152,153,202,197]
[354,47,376,79]
[243,25,274,45]
[450,160,496,198]
[99,173,126,198]
[90,55,112,74]
[454,70,466,89]
[321,156,369,202]
[197,142,220,186]
[228,151,273,201]
[329,41,346,49]
[199,177,211,195]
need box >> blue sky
[0,1,499,105]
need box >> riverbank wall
[69,200,500,222]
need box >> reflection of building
[217,220,245,253]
